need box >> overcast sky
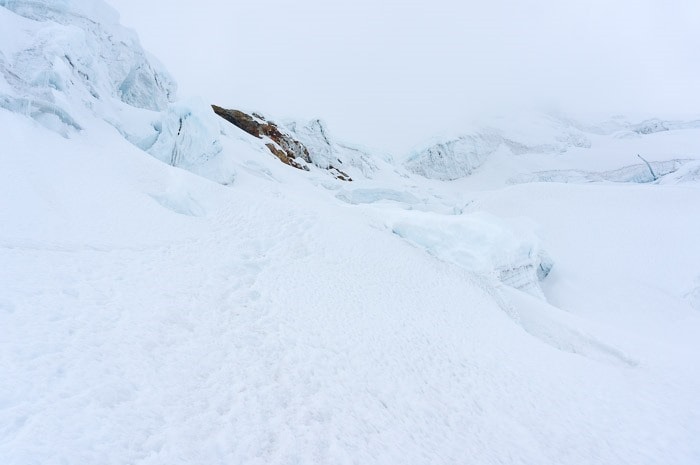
[108,0,700,153]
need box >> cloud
[109,0,700,153]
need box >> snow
[392,211,552,299]
[687,277,700,311]
[0,0,244,185]
[0,0,176,115]
[147,98,223,171]
[660,160,700,184]
[509,158,693,184]
[2,1,700,464]
[285,118,381,179]
[404,133,503,181]
[403,112,700,182]
[335,188,421,206]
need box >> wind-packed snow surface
[2,2,700,464]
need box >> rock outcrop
[212,105,351,180]
[212,105,310,171]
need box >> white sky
[108,0,700,153]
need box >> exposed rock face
[211,105,352,180]
[212,105,310,171]
[212,105,310,170]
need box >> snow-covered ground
[2,2,700,464]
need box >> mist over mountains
[111,0,700,153]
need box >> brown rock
[212,105,350,181]
[212,105,311,170]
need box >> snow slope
[2,2,700,464]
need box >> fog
[108,0,700,153]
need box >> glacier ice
[0,94,82,134]
[403,114,700,181]
[0,0,176,114]
[659,160,700,184]
[404,133,502,181]
[118,59,174,112]
[336,188,421,206]
[147,98,223,169]
[510,159,694,184]
[392,211,552,299]
[403,115,598,180]
[0,0,241,185]
[285,118,379,179]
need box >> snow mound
[498,287,637,367]
[392,211,552,298]
[149,191,206,217]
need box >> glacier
[392,211,553,299]
[2,1,700,464]
[0,0,231,183]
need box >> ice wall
[0,1,230,183]
[392,212,553,299]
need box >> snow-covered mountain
[404,112,700,182]
[2,1,700,464]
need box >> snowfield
[2,1,700,464]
